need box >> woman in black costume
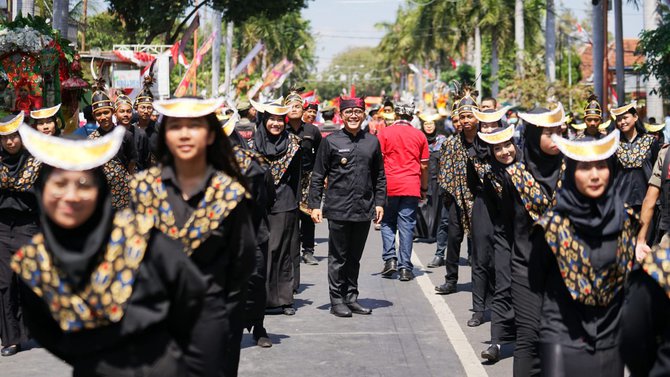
[30,104,62,136]
[12,124,207,375]
[465,107,509,329]
[500,104,566,376]
[251,98,302,316]
[0,113,41,356]
[414,110,446,242]
[130,97,256,377]
[472,121,519,363]
[530,130,631,376]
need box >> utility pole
[211,10,222,97]
[223,21,234,99]
[81,0,88,51]
[614,0,625,106]
[52,0,68,36]
[643,0,663,120]
[474,26,482,101]
[592,0,604,110]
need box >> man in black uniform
[115,91,151,171]
[234,100,257,148]
[133,74,158,166]
[285,88,323,266]
[319,106,340,138]
[308,96,386,318]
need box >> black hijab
[421,121,438,144]
[35,165,114,288]
[554,156,625,237]
[522,109,564,195]
[0,145,29,178]
[253,112,289,159]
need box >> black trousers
[266,210,299,307]
[490,225,515,344]
[0,218,38,347]
[470,196,494,313]
[299,211,315,253]
[512,273,541,377]
[184,291,229,377]
[444,196,464,284]
[539,343,623,377]
[327,220,370,305]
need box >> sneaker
[302,252,319,265]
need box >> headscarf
[553,155,625,237]
[0,145,29,178]
[253,113,289,159]
[522,108,564,195]
[35,165,114,288]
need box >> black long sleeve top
[308,128,386,222]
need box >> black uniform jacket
[308,128,386,222]
[288,122,322,172]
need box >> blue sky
[302,0,645,72]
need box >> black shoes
[481,344,500,362]
[381,258,398,277]
[347,302,372,315]
[427,256,445,268]
[467,311,484,327]
[330,303,353,317]
[435,282,457,295]
[1,344,19,357]
[398,269,414,281]
[302,252,319,265]
[253,327,273,348]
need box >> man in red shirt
[377,101,429,281]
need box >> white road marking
[411,253,489,377]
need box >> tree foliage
[107,0,309,45]
[84,12,130,50]
[636,4,670,97]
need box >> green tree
[107,0,309,45]
[636,4,670,97]
[84,12,130,50]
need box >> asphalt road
[1,222,513,377]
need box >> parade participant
[612,101,659,212]
[252,97,302,315]
[367,104,386,135]
[130,96,256,377]
[578,94,607,140]
[303,100,318,124]
[530,130,631,376]
[501,104,566,376]
[427,104,460,268]
[0,113,40,357]
[435,88,477,295]
[465,106,510,328]
[234,100,257,148]
[284,89,322,268]
[309,96,386,317]
[30,104,61,136]
[378,101,429,281]
[134,74,159,166]
[115,91,150,171]
[224,117,276,348]
[480,97,497,111]
[644,121,666,143]
[319,105,340,138]
[621,244,670,376]
[476,124,519,362]
[12,124,208,374]
[414,109,446,243]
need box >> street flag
[174,32,215,97]
[232,41,264,79]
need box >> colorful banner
[232,42,264,79]
[174,32,215,97]
[261,59,294,91]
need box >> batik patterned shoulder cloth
[88,129,131,209]
[130,166,248,254]
[232,145,268,175]
[11,209,153,332]
[616,133,656,169]
[641,246,670,300]
[438,136,474,234]
[267,133,301,186]
[0,156,41,192]
[506,161,565,222]
[536,205,637,306]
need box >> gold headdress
[153,97,225,118]
[473,106,511,124]
[644,122,666,133]
[478,124,515,145]
[30,104,61,120]
[250,97,290,116]
[284,86,305,106]
[0,113,25,135]
[583,94,602,119]
[610,101,637,119]
[518,103,566,128]
[18,124,125,170]
[551,129,620,162]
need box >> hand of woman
[635,242,651,262]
